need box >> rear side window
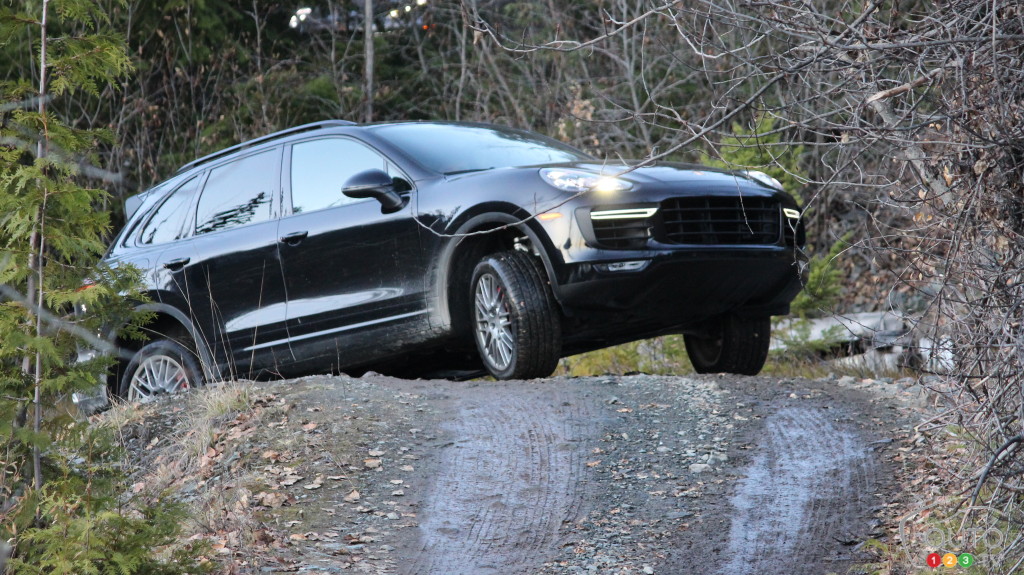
[195,149,278,235]
[290,138,388,214]
[137,177,200,245]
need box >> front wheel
[684,315,771,375]
[471,251,561,379]
[119,339,203,402]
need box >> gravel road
[119,372,916,574]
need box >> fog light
[594,260,649,273]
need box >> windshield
[370,123,593,174]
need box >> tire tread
[472,250,561,379]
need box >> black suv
[81,121,806,404]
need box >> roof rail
[175,120,357,174]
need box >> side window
[195,149,278,235]
[137,177,200,245]
[290,138,388,214]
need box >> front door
[277,136,429,371]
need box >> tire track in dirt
[717,406,878,575]
[402,387,596,575]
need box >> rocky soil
[110,372,927,574]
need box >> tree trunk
[364,0,373,122]
[31,0,50,493]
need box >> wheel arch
[433,211,562,340]
[112,302,221,386]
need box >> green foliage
[706,116,806,204]
[6,426,210,575]
[0,1,203,572]
[560,336,694,376]
[791,234,849,318]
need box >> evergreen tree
[0,1,204,572]
[706,115,806,203]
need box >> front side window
[290,138,388,214]
[195,149,278,235]
[137,176,200,245]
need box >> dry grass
[178,381,255,463]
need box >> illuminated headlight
[742,170,785,191]
[541,168,633,194]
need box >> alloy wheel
[127,353,191,401]
[474,272,515,371]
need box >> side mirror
[342,169,408,213]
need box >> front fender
[430,209,563,331]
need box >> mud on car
[76,120,806,408]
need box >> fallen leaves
[255,491,289,508]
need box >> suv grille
[659,197,781,245]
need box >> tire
[470,250,561,379]
[118,339,203,402]
[684,315,771,375]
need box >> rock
[689,463,712,474]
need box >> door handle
[163,257,190,271]
[280,230,309,245]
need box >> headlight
[540,168,633,193]
[742,170,785,191]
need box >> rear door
[183,147,291,376]
[277,136,429,369]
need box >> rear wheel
[119,339,203,402]
[471,251,561,379]
[685,315,771,375]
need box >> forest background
[2,0,1024,572]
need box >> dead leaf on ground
[256,491,289,508]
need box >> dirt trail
[369,375,900,574]
[120,373,916,574]
[404,388,597,574]
[717,406,879,575]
